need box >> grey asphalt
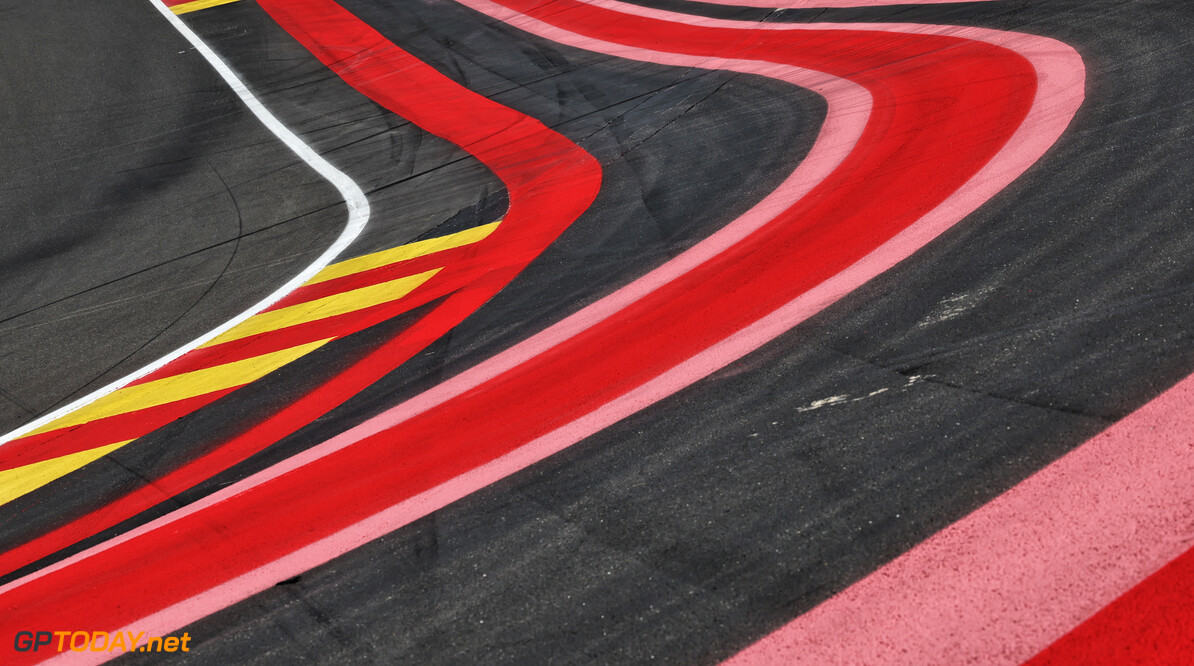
[0,0,348,436]
[1,0,1192,663]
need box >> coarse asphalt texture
[0,0,1192,663]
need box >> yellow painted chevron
[14,225,496,452]
[307,222,500,286]
[28,339,331,437]
[169,0,242,15]
[0,441,129,506]
[201,269,440,348]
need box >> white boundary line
[0,1,370,447]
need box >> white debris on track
[794,375,933,413]
[917,286,996,327]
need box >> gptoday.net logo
[13,631,191,655]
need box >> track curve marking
[0,224,498,507]
[0,0,371,448]
[0,0,600,578]
[660,0,1194,663]
[0,0,1084,660]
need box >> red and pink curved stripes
[17,1,1177,665]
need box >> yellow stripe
[307,222,500,286]
[17,225,494,440]
[201,269,439,348]
[199,224,498,347]
[170,0,242,15]
[0,441,130,506]
[29,340,331,437]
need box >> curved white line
[0,1,370,447]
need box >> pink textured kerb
[728,373,1194,666]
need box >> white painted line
[0,0,370,447]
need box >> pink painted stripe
[16,22,870,604]
[33,59,869,666]
[726,372,1194,666]
[21,3,1080,657]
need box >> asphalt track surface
[0,0,1191,664]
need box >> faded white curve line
[0,0,370,447]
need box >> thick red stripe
[0,0,598,580]
[146,281,445,377]
[127,249,476,382]
[1026,545,1194,665]
[148,246,493,376]
[0,0,1033,649]
[267,243,477,308]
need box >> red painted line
[266,246,468,308]
[133,279,447,380]
[0,276,481,577]
[152,244,500,376]
[0,390,236,473]
[0,0,599,582]
[0,1,1082,660]
[1026,542,1194,665]
[123,249,466,380]
[0,240,471,480]
[2,227,480,475]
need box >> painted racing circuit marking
[0,0,1088,662]
[727,370,1194,664]
[165,0,243,15]
[0,0,372,490]
[0,0,601,607]
[1027,539,1194,664]
[0,224,496,508]
[8,0,1190,661]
